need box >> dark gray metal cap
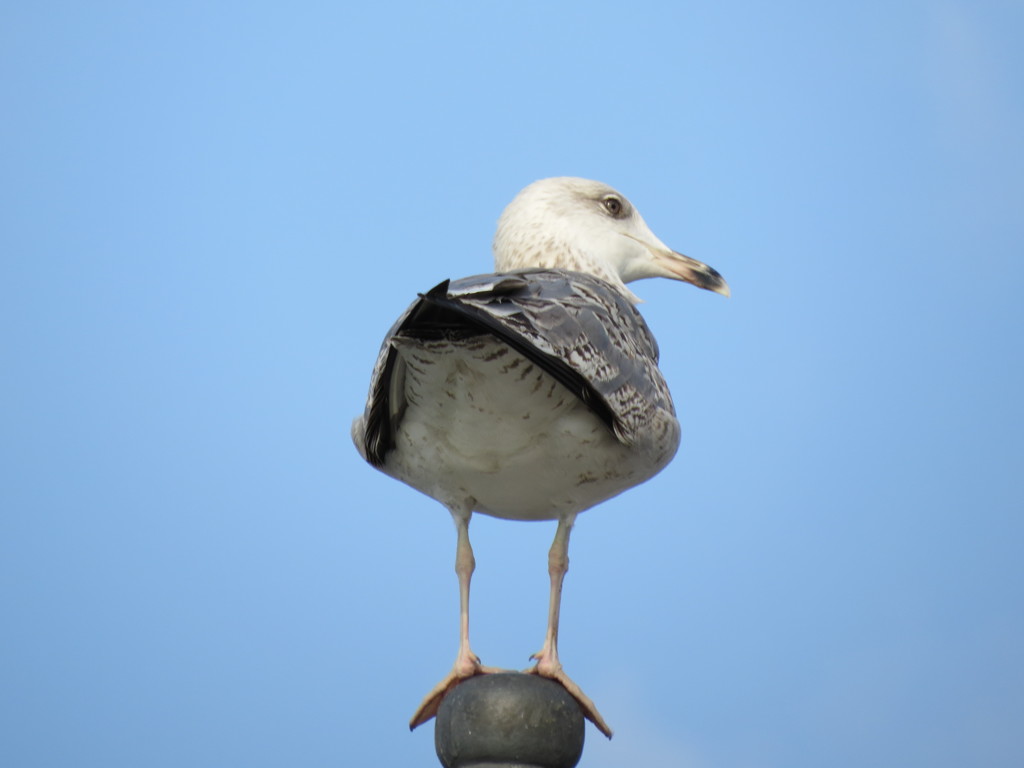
[434,672,585,768]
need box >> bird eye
[602,196,623,216]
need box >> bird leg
[524,512,613,738]
[410,507,499,730]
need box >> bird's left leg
[525,511,613,738]
[410,504,500,730]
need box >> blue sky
[2,2,1022,766]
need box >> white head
[493,177,729,303]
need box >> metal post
[434,673,585,768]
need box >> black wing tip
[424,279,451,299]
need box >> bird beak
[622,231,730,297]
[652,248,730,297]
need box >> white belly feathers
[384,335,669,521]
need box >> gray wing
[353,269,675,467]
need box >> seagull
[352,177,728,739]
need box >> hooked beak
[652,248,730,297]
[623,232,730,297]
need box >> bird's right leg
[524,512,613,738]
[409,504,499,730]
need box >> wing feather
[355,269,674,466]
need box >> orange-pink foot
[524,653,613,738]
[409,654,502,730]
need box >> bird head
[493,177,729,303]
